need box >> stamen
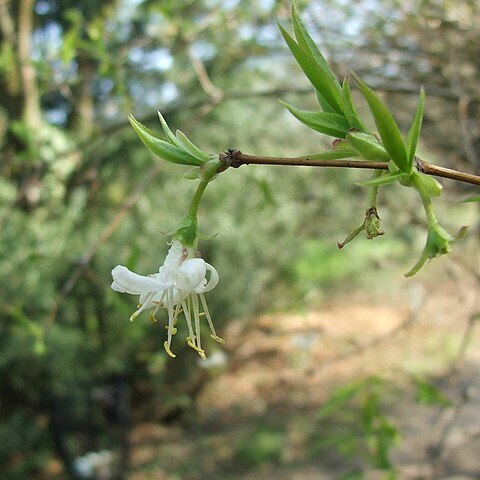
[173,302,182,325]
[186,336,206,359]
[166,288,175,347]
[211,334,226,344]
[164,324,178,334]
[149,302,162,323]
[192,293,202,351]
[130,293,155,321]
[182,300,195,340]
[163,341,176,358]
[199,293,225,343]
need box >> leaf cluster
[276,2,471,276]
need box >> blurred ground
[126,261,480,480]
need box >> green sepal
[357,171,409,187]
[342,77,366,130]
[279,100,349,138]
[406,88,425,168]
[413,171,442,197]
[173,214,199,248]
[346,130,391,161]
[353,73,409,172]
[277,22,343,114]
[175,129,210,163]
[129,115,202,166]
[405,224,467,277]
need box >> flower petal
[176,258,206,291]
[195,262,219,293]
[160,240,185,279]
[111,265,168,295]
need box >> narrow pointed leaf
[307,147,359,160]
[406,87,425,168]
[342,77,366,130]
[346,131,391,161]
[353,73,408,172]
[280,100,349,138]
[462,194,480,203]
[129,115,202,166]
[278,22,343,114]
[158,111,182,146]
[357,171,409,187]
[316,89,337,113]
[175,129,209,162]
[291,2,342,98]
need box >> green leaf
[357,171,409,187]
[406,87,425,168]
[414,172,442,197]
[338,471,364,480]
[342,77,366,130]
[346,131,391,161]
[280,100,349,138]
[307,144,359,160]
[291,2,342,106]
[175,130,210,162]
[157,111,182,146]
[463,194,480,203]
[278,22,343,114]
[129,115,202,166]
[353,73,409,172]
[315,89,337,113]
[415,378,452,407]
[317,379,368,418]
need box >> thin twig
[219,149,480,187]
[188,50,223,101]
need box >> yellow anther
[149,311,157,323]
[163,341,176,358]
[211,334,226,344]
[129,312,139,322]
[186,336,205,359]
[137,304,142,309]
[165,325,177,334]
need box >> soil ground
[128,262,480,480]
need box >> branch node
[218,148,243,171]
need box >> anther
[163,341,176,358]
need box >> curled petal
[176,258,206,291]
[111,265,168,295]
[160,240,185,278]
[195,262,219,293]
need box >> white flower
[111,240,224,359]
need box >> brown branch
[219,149,480,187]
[414,157,480,186]
[17,0,41,128]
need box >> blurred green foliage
[0,0,479,478]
